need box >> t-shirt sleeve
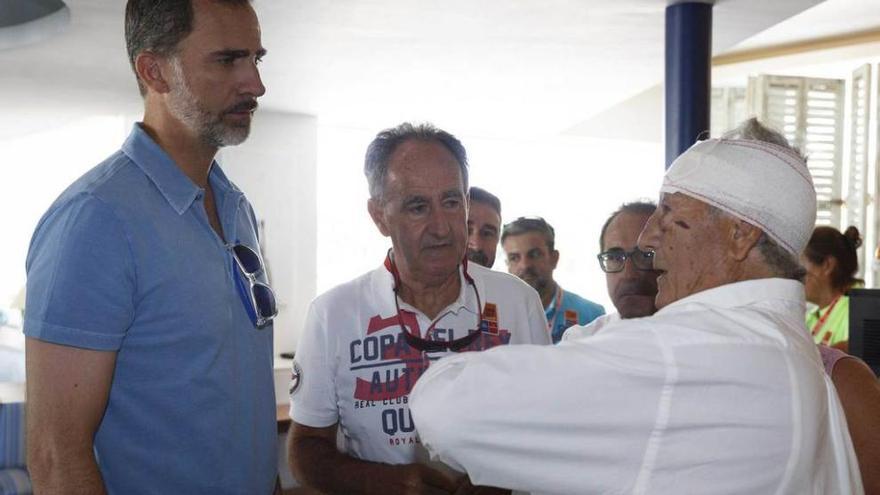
[24,193,136,351]
[289,300,340,427]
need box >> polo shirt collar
[374,252,481,320]
[121,124,234,215]
[656,278,804,317]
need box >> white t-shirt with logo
[289,261,550,466]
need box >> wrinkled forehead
[382,148,466,204]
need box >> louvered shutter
[847,65,871,279]
[710,87,747,137]
[873,64,880,286]
[747,75,845,227]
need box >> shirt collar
[655,278,805,317]
[374,253,481,320]
[121,124,235,215]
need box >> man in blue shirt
[24,1,277,493]
[502,216,604,343]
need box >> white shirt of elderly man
[409,132,863,494]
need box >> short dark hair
[125,0,251,95]
[364,122,469,200]
[501,217,555,251]
[599,200,656,251]
[804,226,863,291]
[469,187,501,216]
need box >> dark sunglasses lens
[233,245,262,274]
[252,283,276,318]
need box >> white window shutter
[873,64,880,286]
[747,75,845,228]
[847,64,871,279]
[710,87,747,137]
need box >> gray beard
[167,61,250,148]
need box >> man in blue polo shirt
[24,1,277,493]
[502,216,604,343]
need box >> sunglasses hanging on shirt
[230,243,278,329]
[385,250,485,353]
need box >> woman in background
[803,226,862,351]
[819,345,880,494]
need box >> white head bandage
[660,138,816,256]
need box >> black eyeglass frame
[230,243,278,329]
[596,248,656,273]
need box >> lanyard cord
[545,286,564,331]
[810,294,842,340]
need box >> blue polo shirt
[24,124,277,494]
[545,286,604,344]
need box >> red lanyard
[546,287,564,331]
[810,294,842,340]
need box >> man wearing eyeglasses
[23,1,278,494]
[409,120,862,493]
[501,217,605,343]
[288,123,550,494]
[466,186,502,269]
[562,201,659,341]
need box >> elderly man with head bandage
[409,120,864,495]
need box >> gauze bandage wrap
[661,138,816,256]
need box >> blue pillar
[665,2,713,168]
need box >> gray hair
[364,122,469,200]
[125,0,252,96]
[721,118,807,279]
[757,233,806,281]
[706,196,805,282]
[722,117,804,159]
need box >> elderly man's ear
[367,198,391,237]
[728,219,764,261]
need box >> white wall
[221,111,318,354]
[0,113,135,306]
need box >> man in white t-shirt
[288,122,550,494]
[410,119,863,494]
[562,201,658,340]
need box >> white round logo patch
[289,360,302,397]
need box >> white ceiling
[731,0,880,51]
[0,0,870,141]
